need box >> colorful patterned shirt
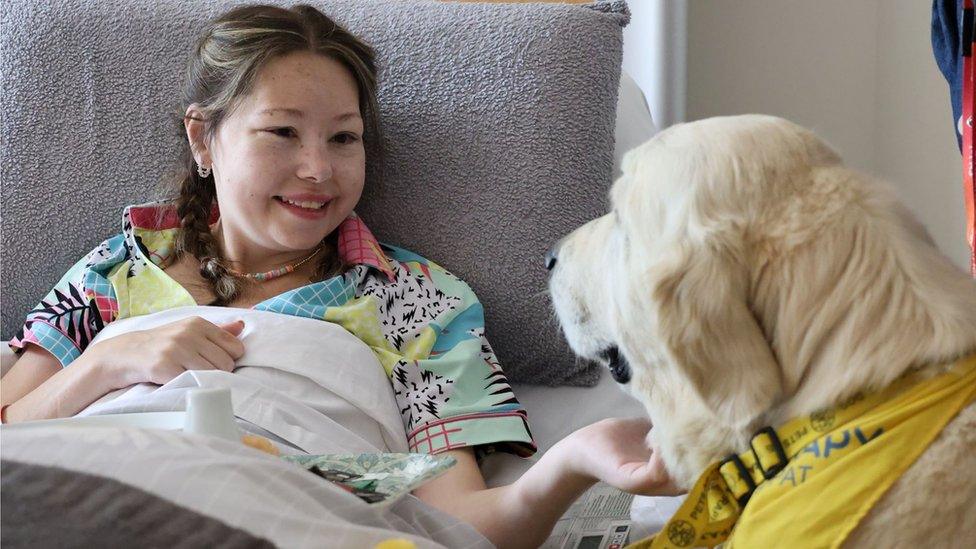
[10,202,536,457]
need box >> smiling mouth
[273,196,328,210]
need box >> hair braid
[175,168,243,305]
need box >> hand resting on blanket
[1,316,245,423]
[84,316,246,386]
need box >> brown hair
[169,4,380,305]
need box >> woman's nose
[298,143,334,183]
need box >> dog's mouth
[600,346,631,384]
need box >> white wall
[623,0,686,128]
[874,1,969,271]
[684,0,970,270]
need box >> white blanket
[1,424,489,548]
[1,306,491,548]
[79,306,408,455]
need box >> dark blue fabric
[933,0,964,149]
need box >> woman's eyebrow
[259,108,303,117]
[258,108,361,122]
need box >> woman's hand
[81,317,246,388]
[565,417,685,497]
[410,418,684,549]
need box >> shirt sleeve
[383,258,536,458]
[9,235,125,367]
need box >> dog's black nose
[545,247,558,271]
[601,346,631,384]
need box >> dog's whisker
[529,288,552,301]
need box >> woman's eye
[267,127,297,138]
[332,132,360,145]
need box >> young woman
[0,5,679,547]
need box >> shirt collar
[124,201,396,281]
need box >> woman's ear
[649,239,783,431]
[184,104,211,167]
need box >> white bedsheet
[2,307,492,547]
[1,424,489,548]
[78,306,407,455]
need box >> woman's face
[195,51,366,266]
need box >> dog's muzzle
[601,346,631,384]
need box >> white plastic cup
[183,388,239,441]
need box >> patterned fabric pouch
[283,453,457,507]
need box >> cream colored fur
[548,115,976,547]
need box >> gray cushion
[1,459,275,548]
[0,0,628,386]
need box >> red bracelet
[1,404,10,424]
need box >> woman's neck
[211,220,321,277]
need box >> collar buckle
[718,453,756,508]
[750,426,789,480]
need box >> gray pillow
[0,0,628,386]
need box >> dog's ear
[649,240,782,430]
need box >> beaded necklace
[225,246,322,282]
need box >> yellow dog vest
[626,353,976,549]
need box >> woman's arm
[1,318,245,423]
[413,417,682,549]
[0,344,118,422]
[412,444,593,549]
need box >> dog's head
[548,114,976,484]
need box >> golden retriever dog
[547,115,976,546]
